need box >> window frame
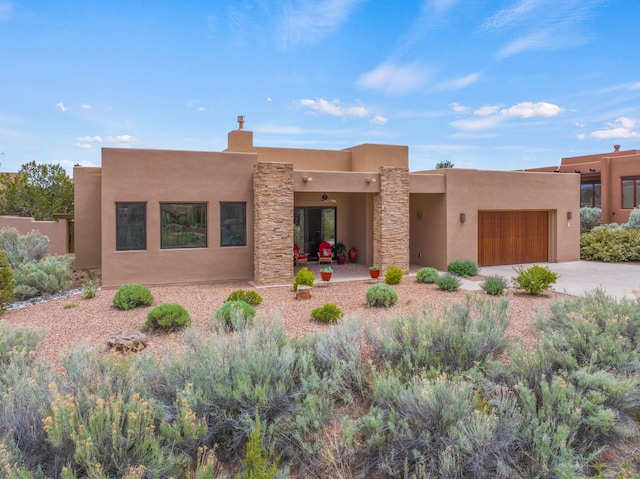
[115,202,147,251]
[621,176,640,209]
[160,202,208,249]
[220,202,247,247]
[580,180,601,208]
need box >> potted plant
[320,266,333,281]
[369,265,381,279]
[348,246,358,262]
[335,242,347,265]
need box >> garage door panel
[478,211,549,266]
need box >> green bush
[81,279,99,299]
[580,227,640,262]
[416,267,439,284]
[512,265,558,295]
[144,303,192,332]
[214,300,256,331]
[112,283,154,310]
[227,289,263,306]
[626,206,640,230]
[0,250,15,310]
[238,415,280,479]
[293,267,315,291]
[366,284,398,307]
[435,272,461,291]
[311,303,344,324]
[13,255,73,300]
[0,227,50,268]
[447,259,478,277]
[480,275,508,296]
[384,266,403,285]
[580,206,601,231]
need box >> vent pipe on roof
[237,116,245,130]
[614,144,620,152]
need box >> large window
[580,181,601,208]
[622,177,640,209]
[220,202,246,246]
[161,203,207,249]
[116,202,146,251]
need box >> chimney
[614,144,620,152]
[237,115,245,130]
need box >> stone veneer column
[253,162,294,286]
[373,166,410,274]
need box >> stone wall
[373,167,410,274]
[253,162,294,286]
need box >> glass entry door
[294,207,336,260]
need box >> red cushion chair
[293,243,308,266]
[318,241,333,264]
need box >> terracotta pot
[320,271,332,281]
[348,252,357,261]
[337,256,346,265]
[369,269,380,278]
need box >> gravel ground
[0,277,568,371]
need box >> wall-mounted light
[589,168,596,172]
[459,213,466,223]
[574,169,581,173]
[302,176,312,182]
[365,178,377,183]
[566,211,572,221]
[417,211,422,220]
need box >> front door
[294,207,336,260]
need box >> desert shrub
[81,279,99,299]
[435,272,461,291]
[0,228,50,268]
[214,300,256,331]
[366,284,398,307]
[480,275,508,296]
[13,255,73,300]
[237,415,280,479]
[579,206,601,231]
[0,250,15,310]
[580,227,640,262]
[626,206,640,230]
[112,283,154,310]
[416,266,439,284]
[384,266,403,285]
[511,265,558,295]
[447,259,478,277]
[227,289,263,306]
[293,267,315,291]
[144,303,192,332]
[311,303,344,324]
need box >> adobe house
[74,118,580,288]
[527,146,640,224]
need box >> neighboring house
[74,118,580,288]
[527,146,640,224]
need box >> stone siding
[373,167,410,274]
[253,162,294,285]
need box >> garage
[478,210,549,266]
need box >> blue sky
[1,0,639,175]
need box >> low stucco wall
[0,216,69,256]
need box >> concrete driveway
[476,261,640,300]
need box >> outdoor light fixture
[365,178,376,183]
[459,213,466,223]
[574,169,581,173]
[417,211,423,220]
[302,176,312,182]
[589,168,596,172]
[567,211,572,221]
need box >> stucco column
[373,166,410,274]
[253,162,294,286]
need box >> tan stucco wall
[0,216,69,257]
[100,148,257,288]
[73,167,102,268]
[409,194,447,270]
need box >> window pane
[116,203,146,251]
[593,183,601,208]
[161,203,207,249]
[580,184,594,207]
[221,202,246,246]
[636,179,640,209]
[622,179,635,208]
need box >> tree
[0,162,74,220]
[435,160,455,169]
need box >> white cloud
[434,72,481,91]
[474,105,502,116]
[358,62,430,95]
[74,143,93,150]
[590,117,639,139]
[481,0,545,33]
[449,102,470,113]
[56,102,67,112]
[299,98,369,118]
[74,134,139,149]
[266,97,273,102]
[500,101,564,118]
[450,115,505,131]
[81,103,91,110]
[77,135,103,143]
[370,114,388,125]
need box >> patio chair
[293,243,308,266]
[318,241,333,265]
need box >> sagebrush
[366,283,398,307]
[416,267,439,284]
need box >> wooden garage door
[478,211,549,266]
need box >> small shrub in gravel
[447,259,478,277]
[311,303,344,324]
[512,265,557,295]
[226,289,263,306]
[435,273,461,291]
[81,279,99,299]
[214,300,256,331]
[113,283,154,310]
[480,275,508,296]
[144,303,192,332]
[366,284,398,308]
[0,228,50,268]
[293,267,315,291]
[384,266,403,285]
[416,267,439,284]
[0,250,15,311]
[13,255,73,300]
